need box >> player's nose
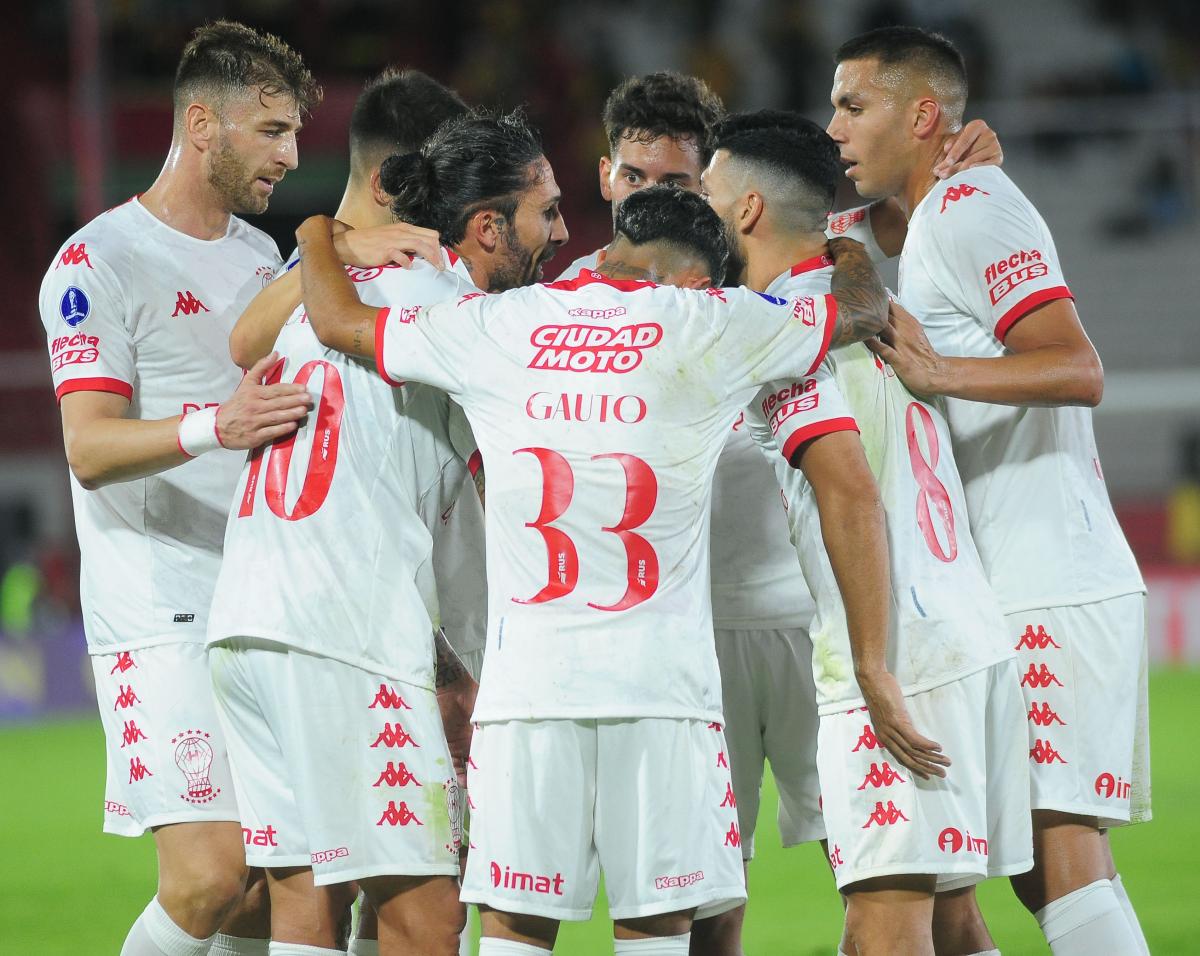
[550,210,569,246]
[277,132,299,171]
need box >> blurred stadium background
[1,0,1198,951]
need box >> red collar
[790,253,834,276]
[544,268,658,293]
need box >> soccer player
[561,71,1004,956]
[827,26,1151,955]
[294,182,887,956]
[36,21,318,956]
[213,105,567,956]
[704,109,1032,956]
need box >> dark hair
[712,109,841,226]
[349,69,468,179]
[381,108,545,244]
[835,26,967,122]
[174,20,321,116]
[602,72,726,162]
[613,185,728,284]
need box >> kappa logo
[939,183,990,213]
[724,822,741,848]
[458,291,487,306]
[862,800,910,828]
[567,305,628,320]
[1015,624,1061,651]
[1095,772,1132,800]
[369,684,413,710]
[110,652,136,675]
[705,287,728,302]
[370,723,420,749]
[1030,739,1067,764]
[985,249,1048,305]
[655,870,705,890]
[56,243,93,270]
[852,725,882,752]
[856,761,906,790]
[716,750,729,769]
[528,322,662,373]
[128,756,153,782]
[243,824,279,847]
[708,722,723,731]
[827,208,867,235]
[720,782,737,808]
[1021,663,1064,689]
[120,720,148,748]
[377,800,423,827]
[490,861,566,895]
[311,846,350,865]
[104,800,131,816]
[114,685,141,710]
[1027,702,1066,727]
[373,761,422,788]
[172,291,210,317]
[938,827,988,856]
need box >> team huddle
[39,18,1151,956]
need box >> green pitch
[3,669,1196,954]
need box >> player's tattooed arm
[434,628,478,791]
[434,629,472,688]
[296,216,380,362]
[826,237,888,346]
[796,430,950,780]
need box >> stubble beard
[208,138,268,215]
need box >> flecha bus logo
[985,249,1048,305]
[528,323,662,373]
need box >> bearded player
[37,21,319,956]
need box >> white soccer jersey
[746,261,1011,713]
[898,167,1143,612]
[207,252,475,686]
[376,269,838,722]
[709,414,813,630]
[37,198,281,654]
[554,247,604,281]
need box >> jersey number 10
[238,359,344,521]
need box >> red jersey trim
[995,285,1073,342]
[805,294,839,376]
[544,269,658,293]
[782,416,860,464]
[467,450,483,478]
[55,377,133,403]
[445,247,460,267]
[790,253,834,276]
[374,307,405,387]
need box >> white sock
[1035,879,1141,955]
[122,897,216,956]
[613,934,691,955]
[267,945,345,956]
[1111,873,1151,955]
[346,939,378,956]
[478,939,553,955]
[210,937,270,956]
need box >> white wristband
[177,406,224,458]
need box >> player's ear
[596,248,607,266]
[369,168,390,208]
[184,102,215,151]
[467,208,502,254]
[739,192,765,233]
[599,156,613,203]
[913,96,941,141]
[679,273,713,290]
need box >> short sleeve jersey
[899,168,1143,612]
[746,261,1013,712]
[37,198,281,654]
[207,253,475,687]
[376,269,838,722]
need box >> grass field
[2,668,1197,954]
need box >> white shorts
[208,638,461,885]
[1008,594,1151,827]
[461,718,747,922]
[817,659,1032,892]
[91,642,240,836]
[714,627,823,859]
[458,646,485,683]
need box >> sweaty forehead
[831,58,907,104]
[223,87,302,127]
[614,133,705,177]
